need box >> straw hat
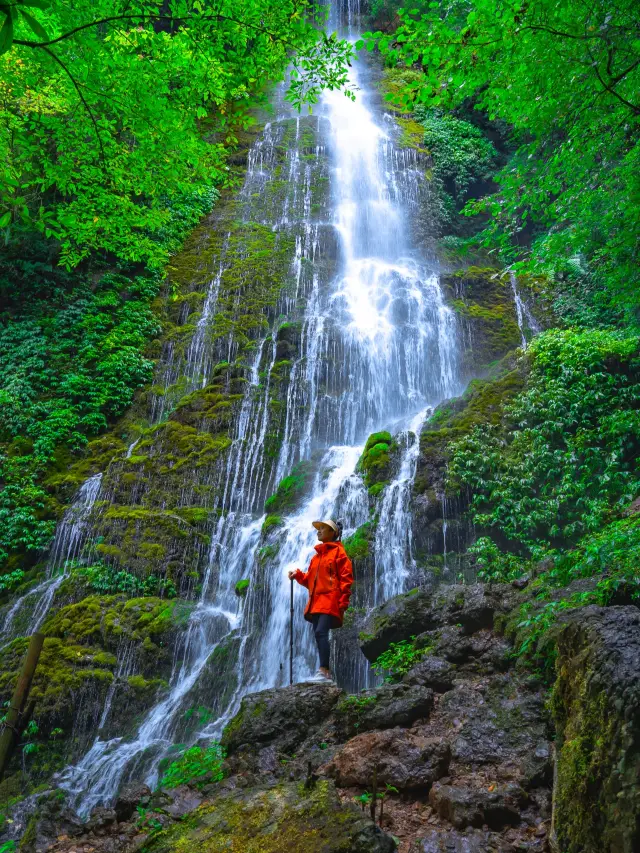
[312,519,339,535]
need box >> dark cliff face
[551,606,640,853]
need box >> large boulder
[551,606,640,853]
[322,728,450,790]
[402,656,456,692]
[429,779,525,830]
[437,679,551,787]
[142,780,396,853]
[359,585,513,662]
[221,681,341,754]
[335,682,435,737]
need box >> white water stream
[1,473,103,644]
[56,5,464,816]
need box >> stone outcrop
[322,728,451,790]
[359,583,516,662]
[550,605,640,853]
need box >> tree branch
[39,45,107,166]
[12,12,304,53]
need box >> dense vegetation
[0,0,353,573]
[362,0,639,324]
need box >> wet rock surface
[322,728,451,790]
[14,589,639,853]
[220,681,342,754]
[551,605,640,853]
[359,584,516,662]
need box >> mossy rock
[264,460,314,514]
[143,780,394,853]
[357,431,395,488]
[414,360,525,502]
[343,522,374,561]
[441,266,522,374]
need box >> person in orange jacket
[288,518,353,683]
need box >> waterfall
[510,270,540,349]
[1,473,102,643]
[58,4,463,815]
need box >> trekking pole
[289,577,294,686]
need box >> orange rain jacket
[292,540,353,628]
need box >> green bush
[417,110,498,200]
[78,562,177,599]
[343,522,374,561]
[372,637,430,681]
[449,329,640,557]
[262,514,284,535]
[159,742,225,790]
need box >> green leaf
[0,13,13,54]
[0,210,11,227]
[19,9,49,40]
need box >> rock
[142,779,395,853]
[115,783,152,822]
[335,682,434,738]
[160,785,203,818]
[322,728,450,790]
[432,626,475,664]
[437,678,552,787]
[551,606,640,853]
[85,807,118,833]
[360,585,512,662]
[221,682,342,754]
[403,656,456,692]
[429,780,525,830]
[408,828,499,853]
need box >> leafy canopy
[0,0,353,269]
[359,0,640,318]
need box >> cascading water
[0,473,103,644]
[58,2,463,816]
[510,270,540,349]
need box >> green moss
[144,780,377,853]
[127,674,168,694]
[441,267,521,372]
[235,578,250,596]
[343,522,374,561]
[396,116,427,150]
[357,431,395,488]
[368,482,387,498]
[264,461,314,513]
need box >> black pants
[311,613,332,669]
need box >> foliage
[0,0,354,268]
[78,562,177,598]
[510,522,640,670]
[0,569,25,594]
[372,636,429,680]
[417,109,498,201]
[159,742,226,790]
[262,514,284,534]
[342,522,373,561]
[0,0,354,573]
[449,329,640,556]
[360,0,640,321]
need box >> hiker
[288,519,353,683]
